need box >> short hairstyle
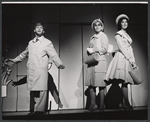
[34,22,45,30]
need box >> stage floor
[2,106,148,120]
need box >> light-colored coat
[105,30,135,84]
[12,36,63,90]
[85,32,109,87]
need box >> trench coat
[104,30,135,84]
[85,32,109,87]
[12,36,63,90]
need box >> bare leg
[99,87,105,111]
[89,86,98,111]
[122,83,133,110]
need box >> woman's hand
[93,47,99,53]
[128,58,134,64]
[128,58,137,68]
[131,63,137,69]
[87,48,94,54]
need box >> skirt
[85,60,106,87]
[104,52,134,85]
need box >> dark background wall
[2,3,148,111]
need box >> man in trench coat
[7,22,65,115]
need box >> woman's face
[121,19,128,30]
[94,21,103,33]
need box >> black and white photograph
[1,1,148,120]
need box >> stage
[2,106,148,120]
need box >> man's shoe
[28,112,34,115]
[32,111,46,115]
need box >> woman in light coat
[104,14,137,110]
[85,18,109,111]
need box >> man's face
[34,25,44,35]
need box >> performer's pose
[104,14,137,110]
[12,73,63,113]
[85,18,109,111]
[6,22,65,115]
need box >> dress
[85,32,109,87]
[104,30,135,84]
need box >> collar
[91,31,102,39]
[117,30,132,44]
[33,35,44,43]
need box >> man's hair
[34,22,45,30]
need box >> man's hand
[58,64,65,69]
[5,59,15,67]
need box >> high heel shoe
[122,105,133,111]
[89,104,98,112]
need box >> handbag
[84,53,100,65]
[129,67,143,85]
